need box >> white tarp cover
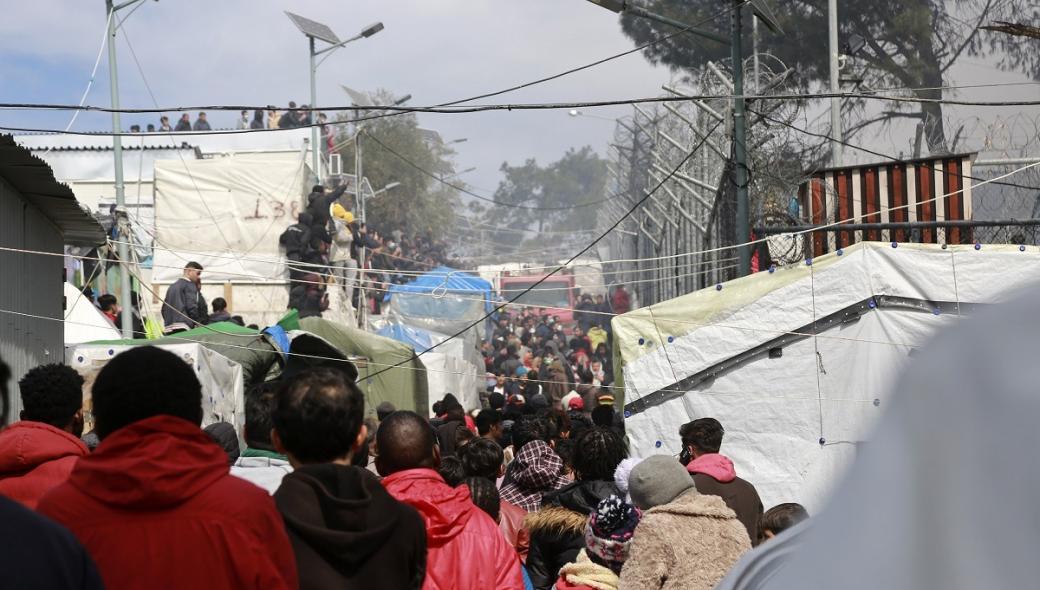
[63,282,120,344]
[614,242,1040,510]
[66,342,246,444]
[420,331,484,414]
[152,154,308,282]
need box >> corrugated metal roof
[0,134,106,246]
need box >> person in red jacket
[610,284,631,315]
[377,410,525,590]
[37,346,298,590]
[0,364,89,508]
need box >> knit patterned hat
[584,495,641,566]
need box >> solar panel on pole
[285,11,340,45]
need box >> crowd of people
[279,182,456,319]
[0,341,808,590]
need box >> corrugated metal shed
[0,133,105,422]
[0,135,107,246]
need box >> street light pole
[355,130,366,329]
[105,0,138,339]
[309,36,321,182]
[828,0,843,166]
[731,0,751,277]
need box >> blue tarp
[376,324,438,353]
[385,266,494,313]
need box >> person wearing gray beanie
[627,455,697,510]
[620,454,750,589]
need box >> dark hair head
[572,427,628,481]
[458,437,504,480]
[475,409,502,436]
[203,422,240,465]
[92,346,202,440]
[511,415,549,451]
[760,503,809,540]
[243,382,277,450]
[212,297,227,312]
[445,403,465,423]
[463,476,500,522]
[185,261,203,271]
[97,294,118,312]
[376,401,396,422]
[272,367,365,464]
[18,364,83,428]
[376,410,436,475]
[488,392,506,410]
[590,405,615,428]
[553,438,576,472]
[438,456,466,487]
[311,184,325,194]
[680,417,725,454]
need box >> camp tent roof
[376,323,437,352]
[386,266,493,312]
[614,241,1040,509]
[300,317,429,414]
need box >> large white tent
[613,242,1040,510]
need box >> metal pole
[828,0,843,166]
[106,0,133,339]
[731,1,751,277]
[355,130,366,329]
[309,37,322,183]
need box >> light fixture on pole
[370,181,402,198]
[285,12,384,184]
[105,0,150,339]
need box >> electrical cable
[363,117,727,380]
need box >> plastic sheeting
[615,242,1040,510]
[66,342,245,443]
[376,324,484,414]
[151,154,308,282]
[63,282,120,344]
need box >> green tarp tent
[300,318,429,415]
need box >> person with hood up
[679,418,763,545]
[553,495,641,590]
[37,346,297,590]
[500,441,569,512]
[377,410,525,590]
[723,288,1040,590]
[231,383,293,494]
[545,360,570,409]
[526,427,628,590]
[0,364,88,509]
[619,455,751,590]
[272,368,426,590]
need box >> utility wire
[364,118,727,380]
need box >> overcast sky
[0,0,682,195]
[2,1,1036,206]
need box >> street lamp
[370,181,402,198]
[568,109,616,123]
[285,11,384,183]
[105,0,151,339]
[446,138,468,145]
[582,0,783,278]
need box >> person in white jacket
[329,204,359,310]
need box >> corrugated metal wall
[0,175,64,422]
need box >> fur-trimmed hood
[524,505,588,537]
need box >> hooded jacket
[37,415,297,590]
[382,468,525,590]
[686,453,763,545]
[526,479,621,590]
[618,490,750,590]
[275,463,427,590]
[0,421,88,508]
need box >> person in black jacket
[305,183,348,231]
[272,367,427,590]
[525,427,628,590]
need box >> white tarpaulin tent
[614,242,1040,511]
[63,282,120,344]
[152,154,308,282]
[66,342,245,443]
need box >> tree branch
[940,0,996,74]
